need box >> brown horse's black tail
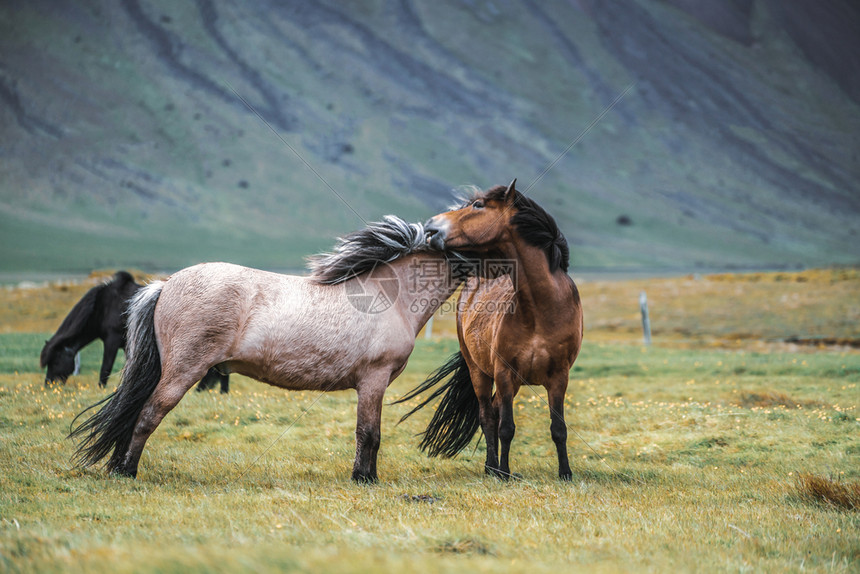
[394,351,480,458]
[68,282,164,472]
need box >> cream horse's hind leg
[114,364,209,478]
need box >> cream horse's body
[71,217,462,482]
[151,261,424,392]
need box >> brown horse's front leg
[547,377,572,481]
[469,369,500,476]
[352,380,386,483]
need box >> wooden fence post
[640,291,651,346]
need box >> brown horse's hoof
[485,466,509,480]
[109,469,137,479]
[109,464,137,479]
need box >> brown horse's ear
[503,178,517,203]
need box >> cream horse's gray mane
[307,215,428,284]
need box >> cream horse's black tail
[69,282,164,472]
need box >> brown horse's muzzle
[424,217,447,251]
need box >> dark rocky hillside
[1,0,858,272]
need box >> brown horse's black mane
[468,185,570,273]
[307,216,428,284]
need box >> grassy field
[0,269,858,572]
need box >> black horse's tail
[69,281,165,472]
[394,351,480,458]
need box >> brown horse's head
[425,179,519,252]
[426,179,570,273]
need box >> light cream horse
[70,216,467,482]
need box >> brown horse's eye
[472,200,484,209]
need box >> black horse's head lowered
[43,345,79,385]
[41,271,140,387]
[41,270,230,392]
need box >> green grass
[1,334,857,573]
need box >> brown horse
[397,181,583,480]
[69,216,477,483]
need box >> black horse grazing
[40,271,229,392]
[41,271,140,387]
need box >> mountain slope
[0,0,858,273]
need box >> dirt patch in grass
[435,537,494,556]
[733,390,821,409]
[399,494,439,504]
[784,336,860,349]
[706,268,860,284]
[796,474,860,511]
